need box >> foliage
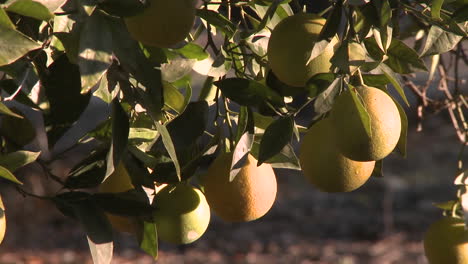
[0,0,466,262]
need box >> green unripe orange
[153,183,210,245]
[299,119,375,192]
[424,216,468,264]
[203,153,277,222]
[124,0,196,48]
[267,13,336,87]
[330,86,401,161]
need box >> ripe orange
[203,153,277,222]
[299,118,375,192]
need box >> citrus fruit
[124,0,196,48]
[424,216,468,264]
[330,86,401,161]
[0,195,5,245]
[153,183,210,244]
[267,12,336,87]
[299,118,375,192]
[99,162,140,234]
[203,153,277,222]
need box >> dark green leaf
[0,108,36,146]
[371,159,383,178]
[215,78,284,107]
[42,54,91,126]
[364,37,385,61]
[385,38,428,74]
[65,160,106,189]
[306,73,336,98]
[98,0,147,17]
[319,1,342,40]
[235,106,249,144]
[196,9,236,38]
[0,165,23,184]
[0,151,40,172]
[92,190,154,217]
[0,26,41,66]
[258,116,293,166]
[105,100,130,179]
[330,41,350,74]
[392,98,408,158]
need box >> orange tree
[0,0,466,262]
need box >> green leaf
[385,38,428,74]
[42,54,91,130]
[0,165,23,184]
[174,43,208,61]
[0,102,22,118]
[156,122,181,181]
[306,73,336,98]
[358,74,390,88]
[392,98,408,158]
[167,101,208,152]
[354,4,378,40]
[372,0,392,28]
[258,116,293,166]
[235,106,249,144]
[65,160,106,189]
[72,200,113,264]
[371,159,383,178]
[313,78,341,114]
[0,9,15,29]
[349,85,372,139]
[250,141,300,170]
[109,17,163,121]
[92,190,153,217]
[420,26,463,57]
[162,82,186,114]
[105,100,130,179]
[230,132,254,182]
[215,78,284,107]
[139,221,158,260]
[98,0,147,17]
[0,108,36,146]
[379,63,410,106]
[129,128,158,144]
[196,9,236,38]
[319,1,342,40]
[5,0,54,21]
[78,12,113,93]
[363,37,385,61]
[330,41,350,74]
[431,0,444,20]
[0,26,41,66]
[0,151,40,172]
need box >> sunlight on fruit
[203,153,277,222]
[0,195,5,245]
[267,13,336,87]
[124,0,196,48]
[153,183,210,245]
[424,216,468,264]
[330,86,401,161]
[299,118,375,192]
